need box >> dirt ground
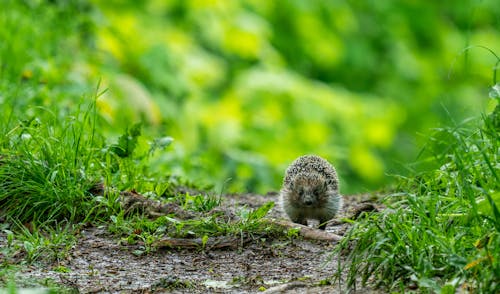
[3,192,381,293]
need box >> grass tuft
[0,100,104,224]
[337,88,500,292]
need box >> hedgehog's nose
[304,199,313,206]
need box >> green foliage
[1,221,77,269]
[0,1,287,288]
[89,0,500,193]
[2,0,499,195]
[109,123,142,158]
[18,224,77,265]
[148,136,174,157]
[108,199,276,252]
[179,192,222,212]
[337,87,500,292]
[0,0,108,226]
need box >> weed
[10,222,77,265]
[179,192,222,212]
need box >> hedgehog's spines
[280,155,342,230]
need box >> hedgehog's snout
[303,194,314,206]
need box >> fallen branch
[262,281,307,293]
[349,202,378,219]
[265,219,342,242]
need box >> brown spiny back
[283,155,338,191]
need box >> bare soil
[3,192,381,293]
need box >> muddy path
[10,192,380,293]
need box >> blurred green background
[2,0,499,194]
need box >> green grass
[2,223,77,265]
[0,100,281,289]
[0,97,281,262]
[108,200,277,253]
[337,87,500,293]
[0,93,279,282]
[0,99,105,224]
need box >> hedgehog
[280,155,342,230]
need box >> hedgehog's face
[290,172,328,207]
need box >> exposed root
[265,219,343,242]
[349,202,378,219]
[262,281,308,293]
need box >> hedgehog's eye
[313,186,325,196]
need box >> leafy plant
[109,123,142,158]
[180,192,222,212]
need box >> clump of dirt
[4,192,381,293]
